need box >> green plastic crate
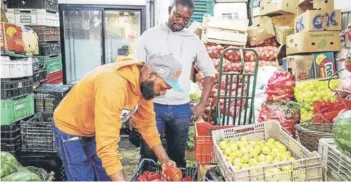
[37,56,63,74]
[1,94,35,125]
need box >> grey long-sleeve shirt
[135,23,216,105]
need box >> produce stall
[1,0,351,181]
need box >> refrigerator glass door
[104,10,141,63]
[62,10,103,84]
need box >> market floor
[119,137,140,180]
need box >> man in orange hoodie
[53,54,183,181]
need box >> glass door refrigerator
[59,4,146,84]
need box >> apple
[249,158,258,166]
[234,158,242,164]
[240,147,249,154]
[224,148,232,156]
[235,150,244,158]
[274,141,282,146]
[258,154,266,162]
[250,151,260,158]
[279,145,287,153]
[265,155,274,163]
[242,155,250,163]
[288,157,296,161]
[262,146,271,155]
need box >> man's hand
[192,102,206,117]
[161,159,177,172]
[109,170,126,181]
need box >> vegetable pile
[295,79,339,121]
[266,71,295,102]
[136,167,193,182]
[0,152,49,181]
[312,101,346,123]
[259,101,300,135]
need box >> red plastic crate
[44,70,62,84]
[194,122,233,164]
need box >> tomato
[146,172,161,181]
[163,166,183,181]
[136,175,147,181]
[182,176,192,181]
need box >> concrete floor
[119,137,140,180]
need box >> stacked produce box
[1,23,35,155]
[2,1,67,180]
[6,0,63,85]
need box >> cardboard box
[312,52,336,78]
[0,23,26,53]
[248,16,275,46]
[214,3,248,20]
[284,52,336,80]
[284,55,314,81]
[298,0,334,15]
[287,31,341,55]
[260,0,297,16]
[272,14,296,45]
[295,10,341,33]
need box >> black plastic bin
[1,120,22,154]
[130,159,198,181]
[33,84,71,113]
[1,77,34,99]
[17,151,66,181]
[20,113,55,153]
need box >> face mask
[140,81,155,100]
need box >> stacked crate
[1,24,35,154]
[6,0,63,85]
[18,84,71,181]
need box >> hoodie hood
[113,56,143,96]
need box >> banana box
[287,31,341,55]
[21,27,39,55]
[295,9,341,33]
[298,0,334,15]
[0,23,26,53]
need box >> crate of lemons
[218,136,306,180]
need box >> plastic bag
[266,71,295,101]
[259,101,300,135]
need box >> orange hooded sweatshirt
[53,57,161,175]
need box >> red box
[0,23,26,53]
[44,70,63,84]
[194,122,233,164]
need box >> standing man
[53,55,182,181]
[135,0,216,167]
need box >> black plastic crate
[33,67,47,84]
[21,113,55,153]
[7,0,58,13]
[34,84,71,113]
[7,0,33,9]
[39,42,61,56]
[131,159,198,181]
[1,77,34,100]
[17,152,66,181]
[205,166,225,181]
[1,120,21,154]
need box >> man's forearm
[200,76,215,105]
[151,144,169,163]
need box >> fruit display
[266,71,295,101]
[259,101,300,135]
[332,110,351,157]
[0,152,49,181]
[218,137,296,172]
[312,101,346,123]
[294,79,339,121]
